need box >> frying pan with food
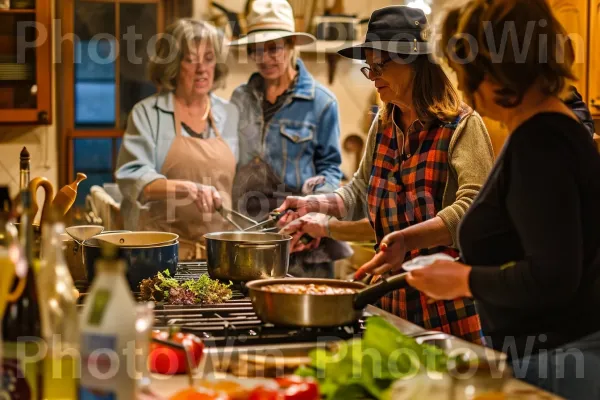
[246,274,410,327]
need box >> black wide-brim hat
[338,6,432,60]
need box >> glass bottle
[1,148,43,398]
[37,212,79,399]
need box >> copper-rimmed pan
[246,274,410,327]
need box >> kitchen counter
[149,305,563,399]
[150,374,561,399]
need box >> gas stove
[81,262,511,380]
[153,262,367,348]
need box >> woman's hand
[354,231,407,279]
[279,213,329,253]
[193,183,222,214]
[276,193,346,227]
[406,260,473,301]
[276,196,321,227]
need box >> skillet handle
[353,273,410,310]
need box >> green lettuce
[296,316,452,399]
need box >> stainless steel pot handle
[235,243,279,250]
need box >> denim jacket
[230,59,342,193]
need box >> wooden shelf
[298,40,362,55]
[0,8,35,14]
[299,40,362,84]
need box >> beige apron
[138,102,236,260]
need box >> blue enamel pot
[83,236,179,291]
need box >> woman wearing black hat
[278,6,494,343]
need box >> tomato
[248,386,280,400]
[275,377,320,400]
[149,329,204,374]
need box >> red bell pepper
[149,329,204,374]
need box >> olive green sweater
[335,110,494,246]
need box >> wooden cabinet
[589,0,600,116]
[549,0,589,101]
[482,117,509,158]
[0,0,52,124]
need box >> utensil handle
[353,272,410,310]
[299,233,315,245]
[236,243,278,250]
[5,274,27,303]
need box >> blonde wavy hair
[149,18,229,92]
[440,0,575,108]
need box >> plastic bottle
[78,244,137,399]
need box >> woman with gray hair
[116,18,239,260]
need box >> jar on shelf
[10,0,35,9]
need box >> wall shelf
[299,40,361,84]
[298,40,362,54]
[0,8,35,14]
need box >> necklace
[178,97,211,120]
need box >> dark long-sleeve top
[458,112,600,358]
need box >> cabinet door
[482,117,509,158]
[589,0,600,116]
[0,0,51,124]
[549,0,589,102]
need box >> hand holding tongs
[217,206,316,243]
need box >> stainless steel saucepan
[246,274,410,327]
[204,232,292,281]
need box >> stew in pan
[261,283,359,295]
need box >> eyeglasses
[360,58,393,79]
[247,45,286,61]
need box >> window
[60,0,167,206]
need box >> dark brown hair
[381,54,463,123]
[441,0,575,108]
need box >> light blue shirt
[115,91,239,230]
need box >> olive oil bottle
[1,147,43,399]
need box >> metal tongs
[217,207,313,243]
[216,206,280,232]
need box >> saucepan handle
[353,272,410,310]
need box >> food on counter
[150,329,205,374]
[294,316,452,400]
[386,372,452,400]
[169,375,318,400]
[140,270,233,305]
[169,387,229,400]
[261,283,358,295]
[195,379,251,400]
